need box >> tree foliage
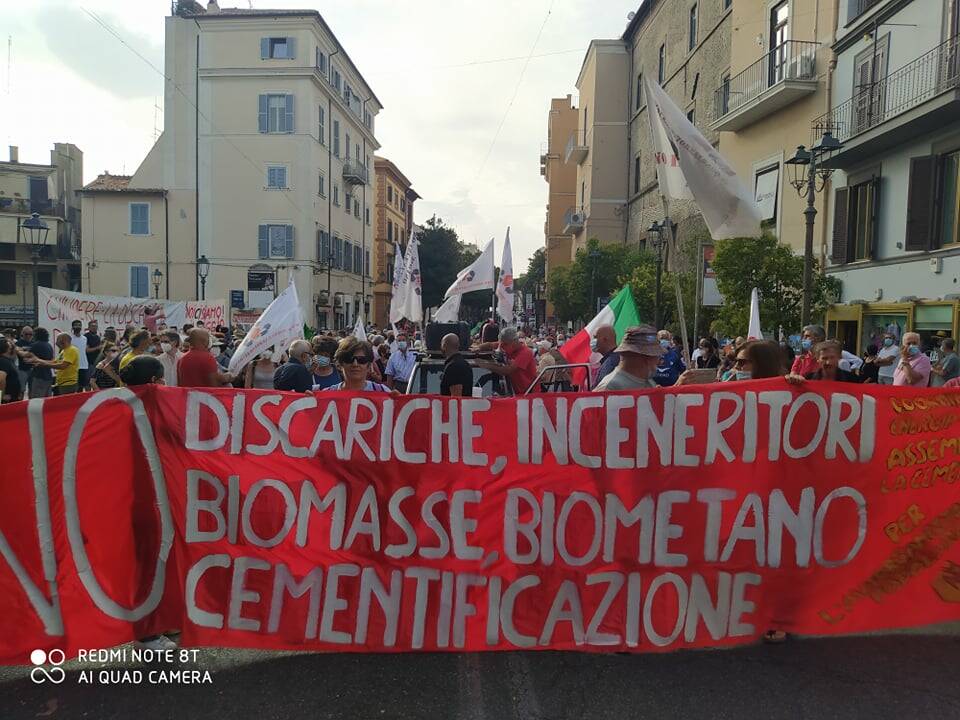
[547,239,646,323]
[711,234,840,337]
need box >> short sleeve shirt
[441,354,474,396]
[791,352,820,378]
[877,345,900,379]
[177,349,219,387]
[385,350,418,384]
[941,353,960,382]
[504,343,537,394]
[29,341,54,381]
[70,333,88,370]
[894,352,932,387]
[55,345,80,387]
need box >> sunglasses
[734,356,749,366]
[343,355,371,365]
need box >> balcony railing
[812,34,960,144]
[714,40,818,119]
[564,130,589,165]
[342,159,368,186]
[562,207,585,234]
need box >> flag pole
[660,195,692,369]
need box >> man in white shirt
[876,332,900,385]
[70,320,89,390]
[157,330,181,386]
[384,332,417,392]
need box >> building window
[689,4,698,51]
[331,66,342,92]
[658,44,666,84]
[0,269,16,295]
[387,254,395,283]
[129,265,149,298]
[938,150,960,246]
[754,166,780,226]
[258,94,294,134]
[720,72,731,114]
[333,183,340,206]
[387,220,393,242]
[318,172,326,197]
[29,176,50,213]
[258,224,295,259]
[354,200,361,219]
[315,47,327,73]
[387,186,393,203]
[317,228,330,264]
[333,235,343,269]
[833,178,880,262]
[343,241,353,273]
[266,165,287,189]
[318,106,325,144]
[686,107,696,124]
[261,37,295,60]
[129,203,150,235]
[345,132,351,163]
[400,198,406,211]
[345,194,352,213]
[724,0,731,8]
[633,155,641,195]
[354,246,362,275]
[364,110,372,129]
[365,206,370,225]
[635,73,643,111]
[333,119,341,156]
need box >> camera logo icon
[30,649,66,684]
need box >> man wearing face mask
[157,330,181,386]
[384,332,417,392]
[894,332,932,387]
[653,330,685,387]
[875,332,900,385]
[790,324,825,378]
[274,339,315,392]
[594,326,663,391]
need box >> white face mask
[210,347,221,357]
[160,343,173,354]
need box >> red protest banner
[2,381,960,664]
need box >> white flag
[228,280,303,374]
[445,237,495,298]
[747,287,762,340]
[352,316,367,341]
[399,236,423,323]
[643,76,762,240]
[434,293,461,323]
[388,243,406,325]
[495,227,515,324]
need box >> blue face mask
[883,338,894,347]
[736,370,752,381]
[801,339,812,351]
[659,339,671,349]
[908,345,920,356]
[316,355,331,367]
[397,341,408,351]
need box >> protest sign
[2,381,960,664]
[37,287,227,336]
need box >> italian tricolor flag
[559,286,641,377]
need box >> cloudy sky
[0,0,639,271]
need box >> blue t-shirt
[653,348,685,387]
[311,369,342,390]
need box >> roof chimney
[8,146,18,163]
[206,0,220,13]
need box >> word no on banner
[1,381,960,663]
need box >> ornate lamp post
[588,247,601,319]
[647,220,671,329]
[152,268,164,300]
[785,131,843,326]
[20,213,49,325]
[197,254,210,301]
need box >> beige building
[81,1,381,331]
[566,41,631,255]
[372,156,418,329]
[624,0,733,251]
[712,0,836,256]
[540,95,578,320]
[0,144,82,326]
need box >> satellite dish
[627,11,636,20]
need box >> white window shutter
[258,95,268,133]
[260,38,270,59]
[285,225,295,258]
[284,95,295,133]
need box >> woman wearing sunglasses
[325,336,391,392]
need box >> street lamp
[785,131,843,326]
[20,213,49,325]
[152,268,164,300]
[588,247,601,318]
[647,220,669,330]
[537,280,546,328]
[197,254,210,301]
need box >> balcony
[564,130,589,165]
[812,34,960,167]
[342,159,368,186]
[562,207,585,234]
[712,41,819,132]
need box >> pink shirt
[791,353,820,377]
[893,352,932,387]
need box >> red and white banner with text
[1,382,959,664]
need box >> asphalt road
[3,628,960,720]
